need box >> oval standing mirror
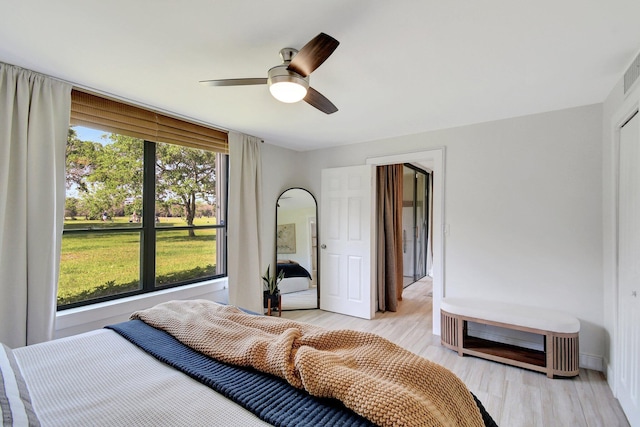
[276,188,318,310]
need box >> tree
[155,143,217,237]
[65,128,218,236]
[65,128,100,193]
[92,133,144,213]
[196,202,213,218]
[65,197,79,219]
[67,132,143,220]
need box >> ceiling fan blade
[199,78,267,87]
[288,33,339,77]
[304,87,338,114]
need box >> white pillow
[0,343,40,426]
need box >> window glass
[58,232,142,305]
[64,127,143,229]
[59,126,227,309]
[155,228,220,287]
[154,142,225,286]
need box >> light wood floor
[281,279,630,427]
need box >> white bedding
[13,329,271,427]
[279,276,310,294]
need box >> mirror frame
[275,187,319,309]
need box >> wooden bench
[440,298,580,378]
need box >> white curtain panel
[0,63,71,348]
[227,132,263,314]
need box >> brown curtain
[376,164,404,312]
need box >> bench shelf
[440,299,580,378]
[463,336,546,368]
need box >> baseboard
[605,358,616,394]
[579,353,603,372]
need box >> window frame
[58,139,228,310]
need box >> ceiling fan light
[270,81,308,103]
[268,65,309,103]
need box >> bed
[2,300,498,427]
[276,260,312,294]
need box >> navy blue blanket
[107,320,373,426]
[106,320,497,427]
[277,262,312,279]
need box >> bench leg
[457,318,465,356]
[546,334,553,378]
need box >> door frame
[609,82,640,401]
[366,148,445,335]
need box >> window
[58,91,228,309]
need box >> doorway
[402,164,431,287]
[366,148,444,335]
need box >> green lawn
[58,216,220,305]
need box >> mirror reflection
[276,188,318,310]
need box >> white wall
[299,104,604,368]
[258,143,313,275]
[277,207,315,271]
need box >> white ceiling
[1,1,639,151]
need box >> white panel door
[320,165,375,319]
[618,111,640,427]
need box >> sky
[73,126,109,144]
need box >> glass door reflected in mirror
[276,188,318,310]
[402,164,430,288]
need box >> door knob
[321,244,327,249]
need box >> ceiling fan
[199,33,340,114]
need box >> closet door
[618,110,640,427]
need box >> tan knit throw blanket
[131,300,483,427]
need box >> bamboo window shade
[70,89,228,154]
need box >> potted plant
[262,265,285,311]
